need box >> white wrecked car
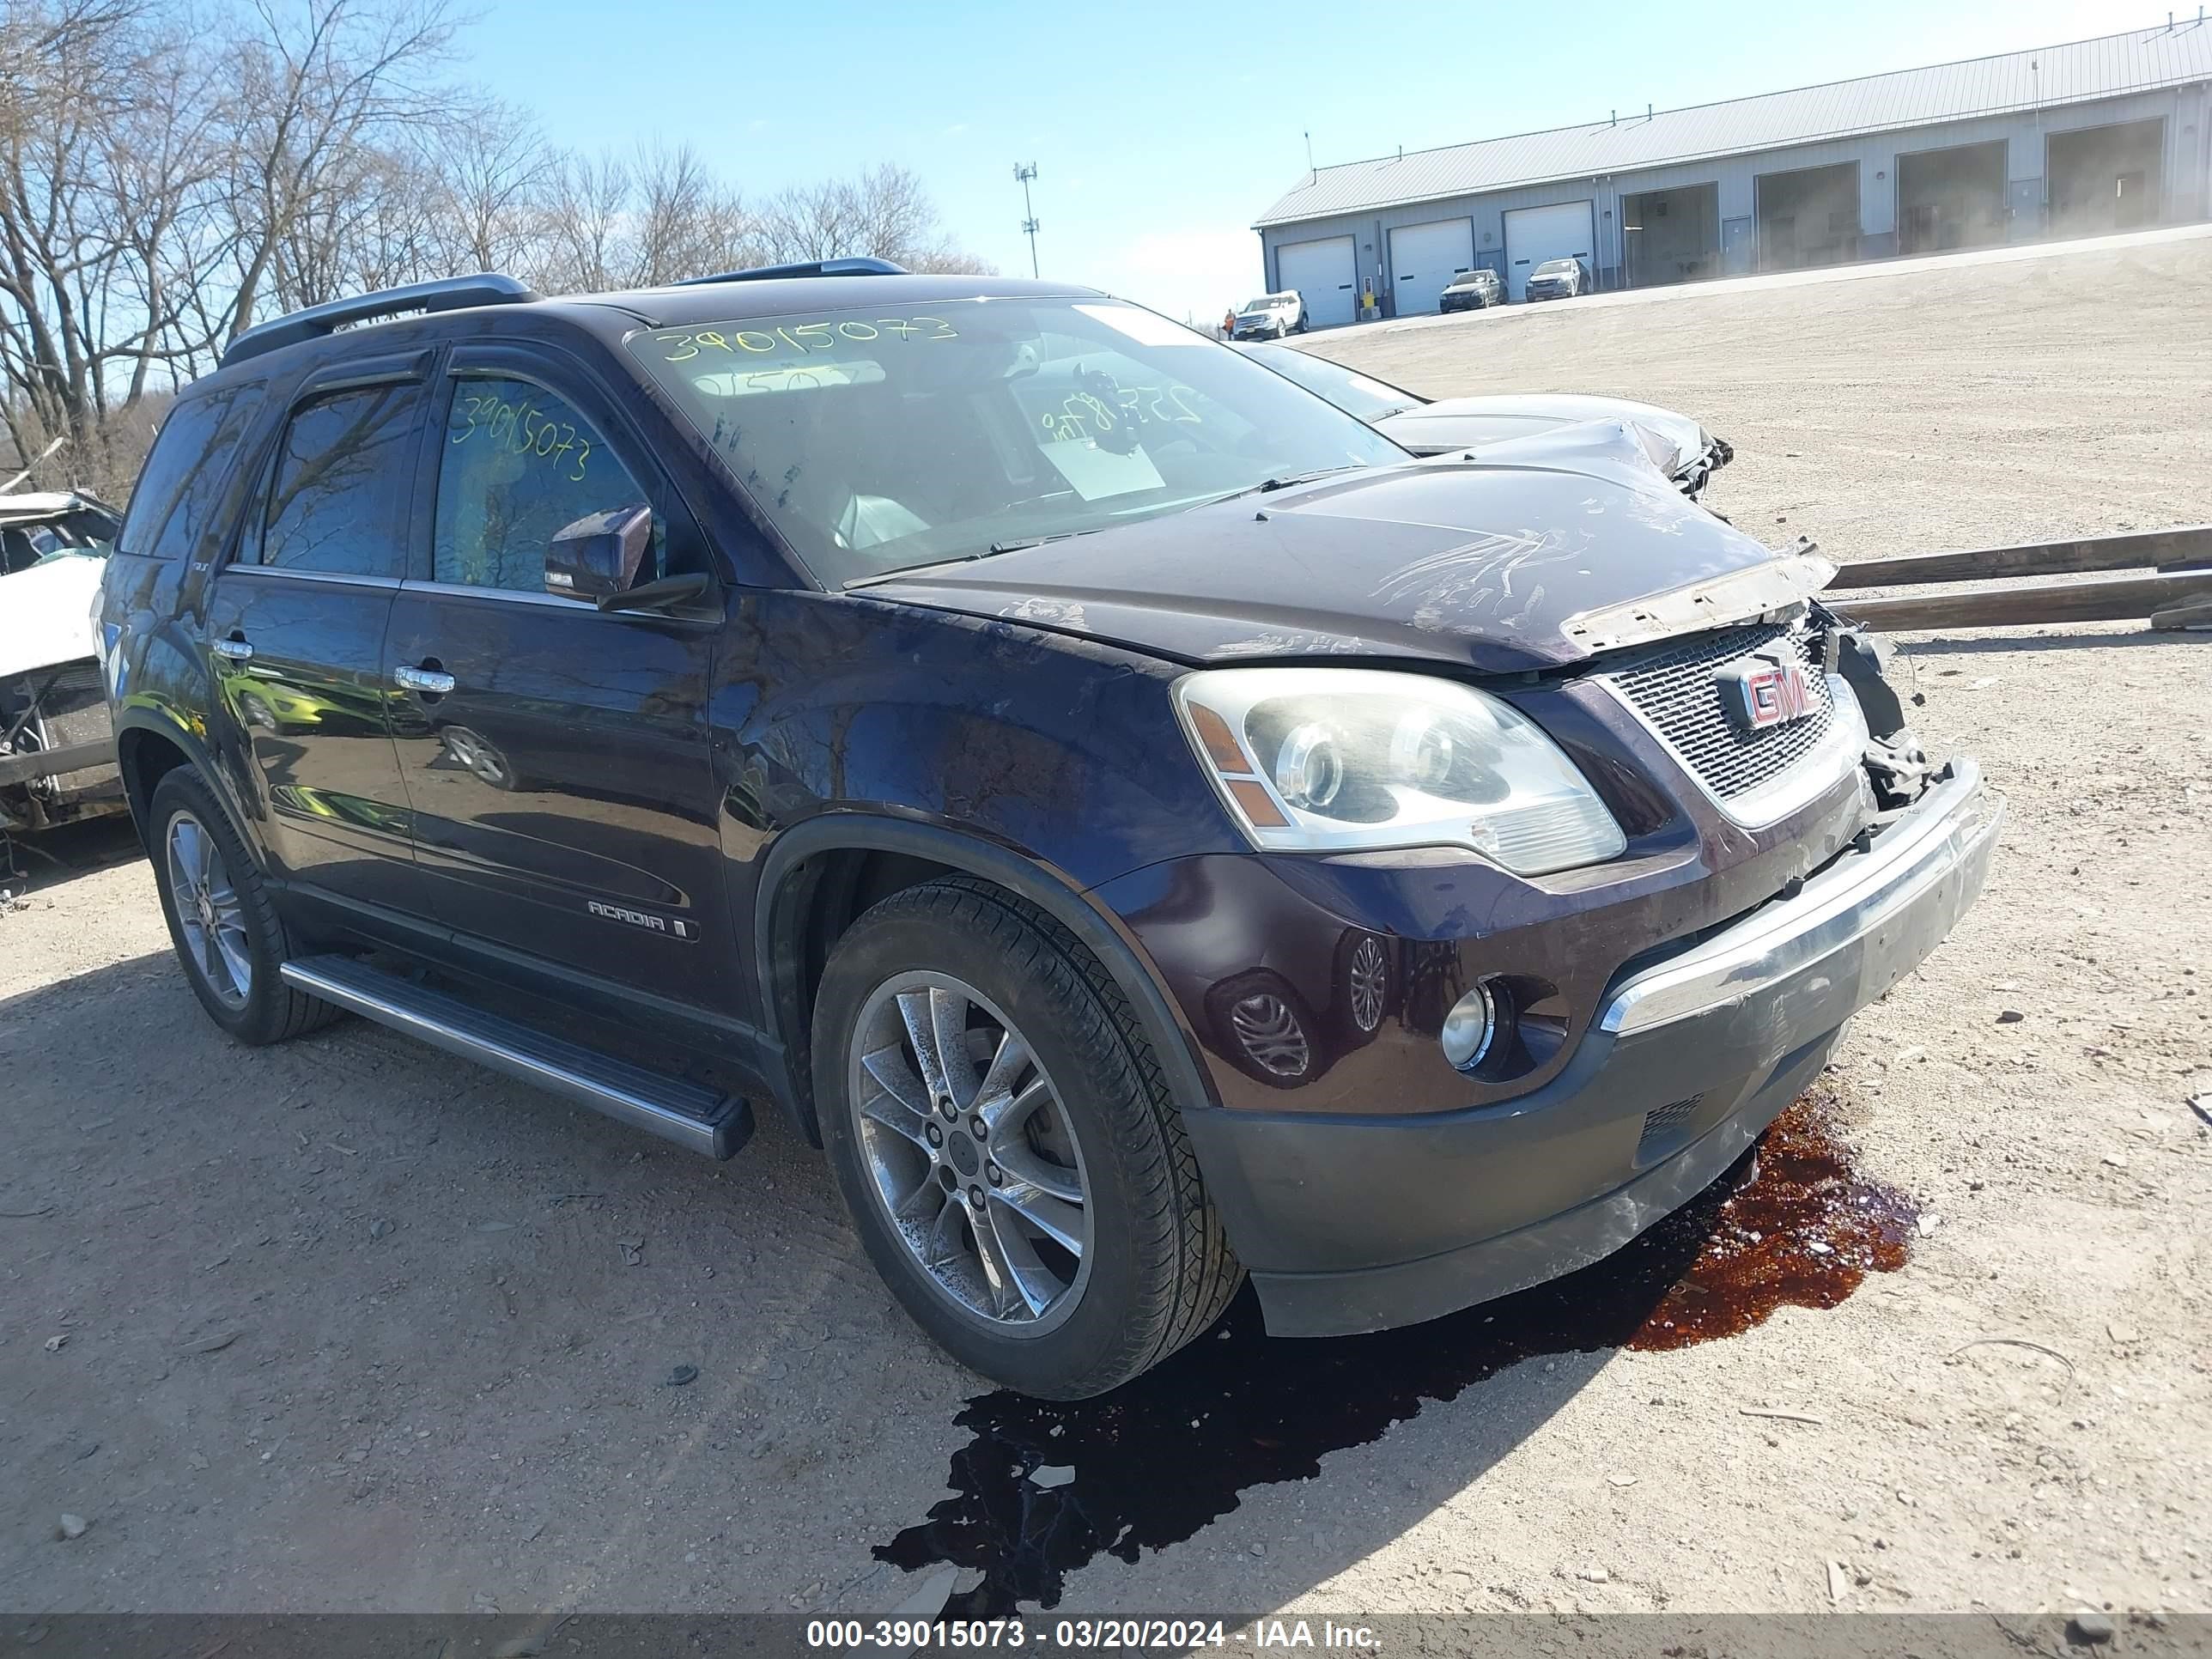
[2,489,125,835]
[1234,341,1733,498]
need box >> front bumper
[1178,762,2003,1337]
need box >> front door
[204,360,428,916]
[383,347,730,1014]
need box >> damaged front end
[1,491,125,839]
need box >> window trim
[222,350,434,584]
[418,343,721,611]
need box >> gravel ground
[3,233,2207,1623]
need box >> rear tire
[814,876,1243,1398]
[147,767,340,1046]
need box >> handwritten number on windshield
[653,319,958,362]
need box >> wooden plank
[2152,599,2212,632]
[1826,524,2212,589]
[1830,571,2212,631]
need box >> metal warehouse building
[1253,21,2212,325]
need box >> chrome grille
[1600,623,1836,805]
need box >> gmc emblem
[1717,649,1820,732]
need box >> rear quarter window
[117,385,265,561]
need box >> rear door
[383,343,732,1013]
[203,356,428,915]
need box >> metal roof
[1256,23,2212,228]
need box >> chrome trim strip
[279,957,734,1157]
[221,563,402,591]
[398,580,594,609]
[1599,761,2002,1036]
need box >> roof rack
[670,256,909,288]
[220,274,539,368]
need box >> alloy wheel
[167,811,252,1009]
[848,973,1093,1332]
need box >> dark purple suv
[95,262,2001,1398]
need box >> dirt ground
[3,233,2208,1623]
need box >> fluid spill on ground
[877,1087,1914,1616]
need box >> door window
[432,376,658,594]
[255,383,422,578]
[118,384,265,562]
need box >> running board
[280,954,752,1159]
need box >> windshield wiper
[1207,464,1365,506]
[842,531,1092,590]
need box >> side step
[280,954,752,1159]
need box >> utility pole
[1013,163,1041,278]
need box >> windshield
[633,297,1404,586]
[1534,258,1580,276]
[1237,343,1423,422]
[1239,296,1286,314]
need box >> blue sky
[461,0,2144,322]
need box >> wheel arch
[753,815,1219,1147]
[114,710,236,852]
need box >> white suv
[1230,291,1306,339]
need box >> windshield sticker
[450,392,591,483]
[1070,303,1200,348]
[1037,439,1164,502]
[652,319,958,362]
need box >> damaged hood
[861,459,1827,676]
[0,551,106,681]
[1377,392,1729,491]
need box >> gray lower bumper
[1182,762,2004,1338]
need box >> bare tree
[0,0,988,499]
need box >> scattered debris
[1917,1213,1942,1236]
[2066,1611,2116,1646]
[1996,1011,2025,1024]
[2188,1095,2212,1129]
[58,1514,88,1540]
[42,1334,66,1352]
[886,1563,957,1624]
[1739,1406,1826,1425]
[0,1205,55,1218]
[368,1218,394,1241]
[1826,1559,1850,1602]
[474,1220,515,1233]
[1605,1473,1638,1488]
[1951,1337,2075,1380]
[177,1330,240,1356]
[1576,1567,1611,1583]
[2106,1322,2141,1345]
[1027,1464,1075,1490]
[617,1237,644,1266]
[664,1364,698,1388]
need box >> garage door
[1388,218,1474,317]
[1503,200,1595,301]
[1275,235,1357,329]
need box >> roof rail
[220,274,539,368]
[669,256,909,288]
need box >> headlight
[1174,666,1626,874]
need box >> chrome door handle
[394,665,455,695]
[213,638,254,662]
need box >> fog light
[1441,981,1501,1072]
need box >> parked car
[1231,290,1306,339]
[1523,256,1590,301]
[2,488,126,837]
[1438,268,1502,312]
[1235,341,1734,497]
[97,261,2000,1399]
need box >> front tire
[147,767,340,1046]
[814,877,1243,1398]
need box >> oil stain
[877,1087,1914,1616]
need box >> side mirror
[546,503,652,602]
